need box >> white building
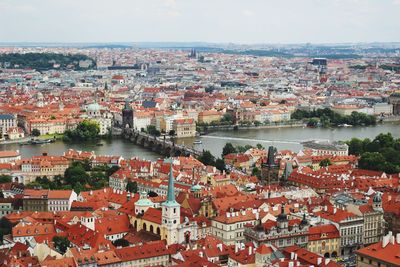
[47,190,77,211]
[84,102,113,135]
[0,150,21,163]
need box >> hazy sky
[1,0,399,44]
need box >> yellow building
[173,118,196,138]
[308,224,341,258]
[198,110,222,124]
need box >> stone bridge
[122,129,203,158]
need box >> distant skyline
[1,0,399,44]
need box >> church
[129,159,198,245]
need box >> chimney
[288,261,294,267]
[294,253,298,260]
[397,233,400,244]
[235,242,239,253]
[317,258,322,265]
[226,212,230,218]
[217,243,223,252]
[324,205,327,212]
[199,251,203,258]
[333,207,337,214]
[290,252,294,260]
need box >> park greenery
[63,120,100,142]
[0,53,95,71]
[347,133,400,174]
[291,108,376,127]
[26,160,120,193]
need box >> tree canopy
[347,133,400,173]
[291,108,376,127]
[63,120,100,142]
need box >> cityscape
[0,1,399,267]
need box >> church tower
[162,159,181,245]
[122,99,133,129]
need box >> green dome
[191,184,202,192]
[135,191,153,207]
[87,102,100,112]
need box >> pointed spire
[167,160,175,202]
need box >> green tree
[53,236,71,254]
[252,167,261,178]
[215,158,226,172]
[31,128,41,137]
[113,238,130,247]
[168,130,176,137]
[359,152,386,171]
[222,143,237,157]
[307,118,319,127]
[198,150,216,166]
[63,120,100,141]
[256,144,264,150]
[0,175,12,184]
[347,138,364,156]
[126,181,138,193]
[73,182,85,194]
[221,113,233,124]
[64,164,90,187]
[147,125,160,136]
[319,158,332,167]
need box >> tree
[147,125,160,137]
[215,158,226,172]
[222,143,236,157]
[168,130,176,137]
[113,238,130,247]
[53,236,71,254]
[126,181,138,193]
[106,165,120,177]
[307,118,319,127]
[31,128,41,137]
[319,158,332,167]
[256,144,264,150]
[347,138,364,156]
[63,120,100,141]
[64,164,90,187]
[252,167,261,178]
[221,113,233,124]
[198,150,216,166]
[0,175,12,184]
[359,152,386,171]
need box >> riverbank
[199,122,304,133]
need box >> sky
[0,0,399,44]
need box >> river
[1,123,400,159]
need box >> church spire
[167,160,175,202]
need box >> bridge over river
[122,129,203,157]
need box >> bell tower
[162,159,180,245]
